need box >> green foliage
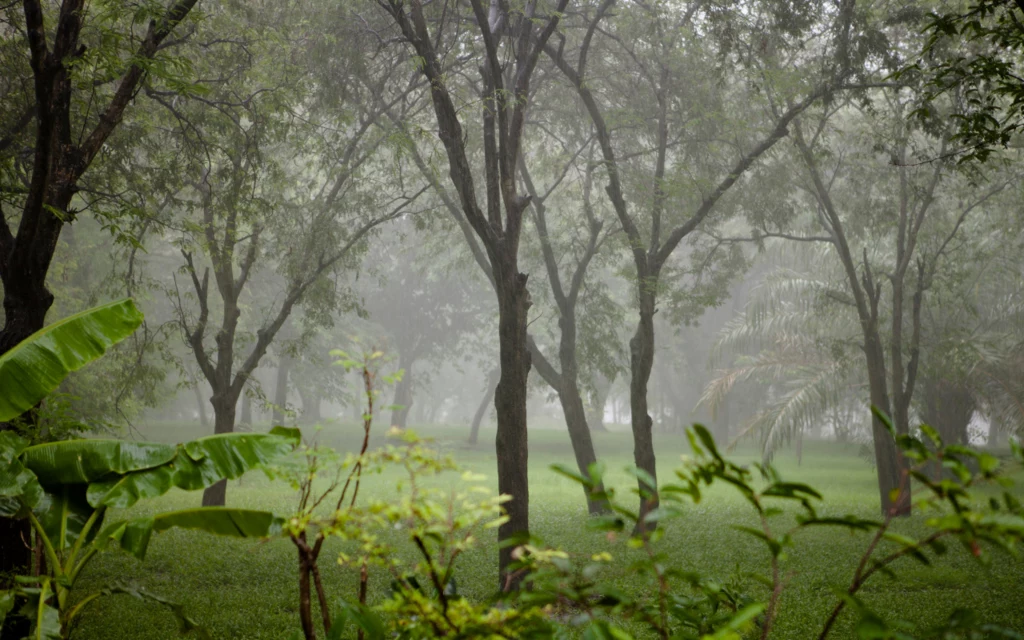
[0,425,296,638]
[0,310,299,638]
[911,1,1024,164]
[0,299,143,422]
[265,415,1024,640]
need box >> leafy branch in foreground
[518,415,1023,640]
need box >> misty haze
[1,0,1023,638]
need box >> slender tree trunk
[629,292,659,531]
[587,372,613,433]
[202,393,238,506]
[469,369,499,445]
[193,382,210,428]
[240,389,252,427]
[272,358,290,424]
[390,357,414,428]
[865,335,909,516]
[493,269,532,591]
[922,378,975,480]
[556,313,609,514]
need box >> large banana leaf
[99,508,284,560]
[21,440,176,485]
[86,430,300,509]
[0,298,143,422]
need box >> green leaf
[333,598,385,640]
[0,590,14,630]
[99,508,283,561]
[87,432,296,509]
[21,580,61,640]
[0,299,143,422]
[34,484,96,550]
[22,440,176,486]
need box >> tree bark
[390,357,414,428]
[202,395,237,506]
[629,293,659,531]
[494,269,532,591]
[469,369,499,445]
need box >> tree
[0,0,200,611]
[138,6,420,506]
[545,0,861,526]
[377,0,569,587]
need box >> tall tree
[377,0,569,587]
[0,0,200,612]
[546,0,860,526]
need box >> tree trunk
[390,358,414,428]
[922,378,975,480]
[0,280,57,628]
[202,395,237,506]
[272,357,290,425]
[469,369,499,445]
[865,335,910,517]
[193,382,210,428]
[240,389,252,427]
[629,294,659,532]
[587,372,613,433]
[494,271,531,591]
[556,313,610,515]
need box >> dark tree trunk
[629,294,659,531]
[469,369,499,445]
[202,395,237,506]
[865,334,909,517]
[272,358,290,425]
[390,357,414,428]
[494,270,532,591]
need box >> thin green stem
[64,506,105,577]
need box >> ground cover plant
[50,419,1024,640]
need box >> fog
[2,0,1024,635]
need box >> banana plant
[0,428,298,638]
[0,299,299,637]
[0,298,145,423]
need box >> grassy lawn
[70,421,1024,639]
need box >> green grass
[70,421,1024,639]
